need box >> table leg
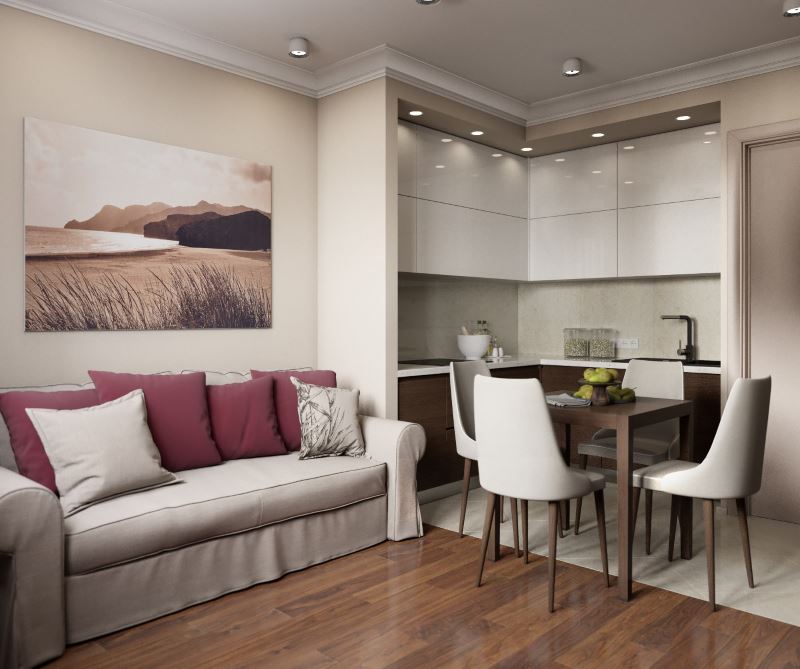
[617,419,634,601]
[679,411,695,560]
[488,494,502,562]
[562,424,572,530]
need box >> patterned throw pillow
[291,377,365,460]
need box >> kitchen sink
[612,357,720,367]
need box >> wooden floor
[49,526,799,668]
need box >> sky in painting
[24,118,272,227]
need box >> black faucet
[661,315,695,363]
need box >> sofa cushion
[63,452,386,575]
[0,387,99,491]
[207,376,286,459]
[89,370,221,471]
[251,369,337,451]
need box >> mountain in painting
[177,210,271,251]
[119,201,255,234]
[66,202,170,232]
[143,212,223,241]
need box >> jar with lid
[563,328,589,358]
[589,328,615,359]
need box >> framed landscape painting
[24,118,272,331]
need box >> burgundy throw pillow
[207,376,286,460]
[0,388,99,492]
[250,369,337,451]
[89,371,221,471]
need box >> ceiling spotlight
[416,0,441,4]
[441,138,453,143]
[435,164,445,169]
[521,147,533,152]
[554,158,566,162]
[408,110,423,117]
[676,114,691,121]
[622,145,635,150]
[289,36,309,58]
[470,130,484,136]
[491,153,503,158]
[562,57,582,77]
[624,181,634,185]
[591,132,605,138]
[704,130,717,136]
[591,170,602,174]
[703,140,712,144]
[783,0,800,16]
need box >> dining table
[487,395,695,602]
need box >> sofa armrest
[361,416,426,541]
[0,468,65,668]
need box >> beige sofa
[0,371,425,669]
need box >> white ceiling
[104,0,800,103]
[5,0,800,123]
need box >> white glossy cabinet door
[417,199,528,280]
[398,121,417,198]
[618,123,720,208]
[618,198,720,277]
[529,210,617,280]
[398,195,416,273]
[530,143,617,218]
[416,125,527,218]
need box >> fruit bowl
[575,379,615,406]
[609,395,636,404]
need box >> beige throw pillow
[26,389,179,516]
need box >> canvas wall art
[24,118,272,331]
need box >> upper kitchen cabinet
[530,143,617,219]
[398,194,417,273]
[398,120,417,198]
[416,199,528,281]
[618,123,720,208]
[415,125,527,219]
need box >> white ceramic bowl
[457,334,491,360]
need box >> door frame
[726,118,800,390]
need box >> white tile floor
[422,483,800,626]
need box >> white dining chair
[575,359,684,555]
[473,375,609,612]
[450,362,520,555]
[633,376,771,611]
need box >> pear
[607,368,619,380]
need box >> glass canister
[563,328,589,358]
[589,328,615,359]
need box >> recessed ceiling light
[704,130,717,136]
[592,170,602,174]
[592,132,605,138]
[554,158,566,162]
[676,115,691,121]
[624,180,634,185]
[440,138,453,143]
[521,147,533,152]
[416,0,441,4]
[491,153,503,158]
[622,145,635,150]
[435,164,445,169]
[703,140,712,144]
[783,0,800,16]
[288,37,309,58]
[470,130,484,136]
[562,57,582,77]
[408,110,423,117]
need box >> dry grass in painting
[25,263,271,331]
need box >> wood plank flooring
[48,526,799,668]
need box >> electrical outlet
[616,338,639,349]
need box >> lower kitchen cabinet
[399,366,540,491]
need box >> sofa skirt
[64,495,388,643]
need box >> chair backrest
[696,376,771,499]
[624,359,684,445]
[474,376,592,502]
[449,361,491,460]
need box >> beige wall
[518,276,720,360]
[398,276,519,360]
[317,79,392,417]
[0,7,318,387]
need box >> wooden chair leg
[458,458,472,538]
[632,486,641,537]
[510,498,520,558]
[522,500,529,564]
[476,493,497,587]
[703,499,716,612]
[594,489,610,587]
[575,454,588,535]
[645,489,653,555]
[668,495,680,562]
[736,498,755,588]
[548,501,559,612]
[558,502,565,539]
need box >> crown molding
[525,36,800,125]
[5,0,800,128]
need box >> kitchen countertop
[398,355,721,377]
